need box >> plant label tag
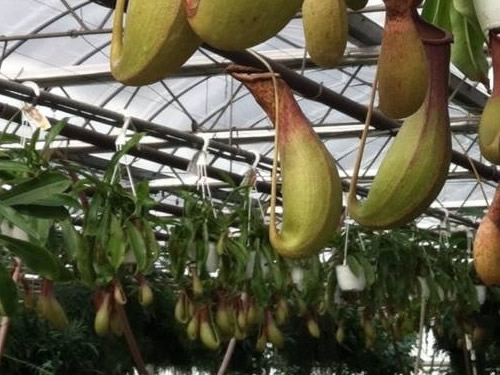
[21,104,51,131]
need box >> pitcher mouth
[226,64,281,82]
[414,10,454,45]
[491,28,500,40]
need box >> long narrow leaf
[30,194,81,209]
[0,235,62,280]
[41,120,66,155]
[0,133,21,145]
[453,0,480,25]
[14,205,69,220]
[0,262,18,316]
[0,202,40,239]
[0,172,72,206]
[422,0,452,30]
[104,133,145,183]
[0,161,31,174]
[450,6,489,85]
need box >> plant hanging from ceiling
[111,0,201,85]
[69,130,162,339]
[474,186,500,286]
[228,65,343,259]
[0,124,78,322]
[422,0,489,86]
[184,0,302,51]
[478,29,500,165]
[377,0,429,119]
[348,16,452,229]
[302,0,349,69]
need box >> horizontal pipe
[0,77,274,171]
[206,46,499,183]
[0,101,478,228]
[0,101,272,195]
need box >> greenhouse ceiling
[0,0,497,229]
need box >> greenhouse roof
[0,0,496,229]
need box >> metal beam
[0,28,111,42]
[3,47,379,87]
[0,101,274,194]
[205,47,499,183]
[0,101,478,228]
[0,77,274,171]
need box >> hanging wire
[438,208,450,249]
[229,79,234,174]
[300,47,308,76]
[452,133,490,207]
[342,198,351,267]
[241,150,264,233]
[342,61,380,267]
[19,81,51,146]
[413,292,428,375]
[187,136,213,202]
[111,116,137,197]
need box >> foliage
[423,0,489,86]
[0,126,495,374]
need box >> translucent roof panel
[0,0,495,227]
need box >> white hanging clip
[439,208,450,247]
[242,150,265,231]
[466,228,474,255]
[20,81,50,146]
[116,116,132,151]
[187,136,212,200]
[241,150,261,187]
[112,116,136,197]
[342,195,352,267]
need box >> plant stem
[347,67,379,208]
[69,170,89,210]
[114,303,148,375]
[390,325,407,375]
[462,336,472,375]
[217,338,236,375]
[414,295,427,374]
[0,258,22,364]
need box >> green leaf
[0,235,62,280]
[107,215,126,270]
[357,255,375,287]
[76,238,96,286]
[126,220,147,272]
[0,133,21,145]
[453,0,479,23]
[30,194,81,209]
[0,161,30,174]
[142,218,159,272]
[104,133,145,183]
[0,262,18,316]
[94,262,115,286]
[422,0,453,31]
[0,172,72,206]
[135,180,154,211]
[31,217,52,245]
[346,255,363,278]
[450,6,489,85]
[13,205,69,220]
[84,194,103,236]
[0,202,40,239]
[42,120,66,155]
[60,219,82,261]
[27,129,41,156]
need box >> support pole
[0,258,22,364]
[205,47,499,183]
[0,102,479,228]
